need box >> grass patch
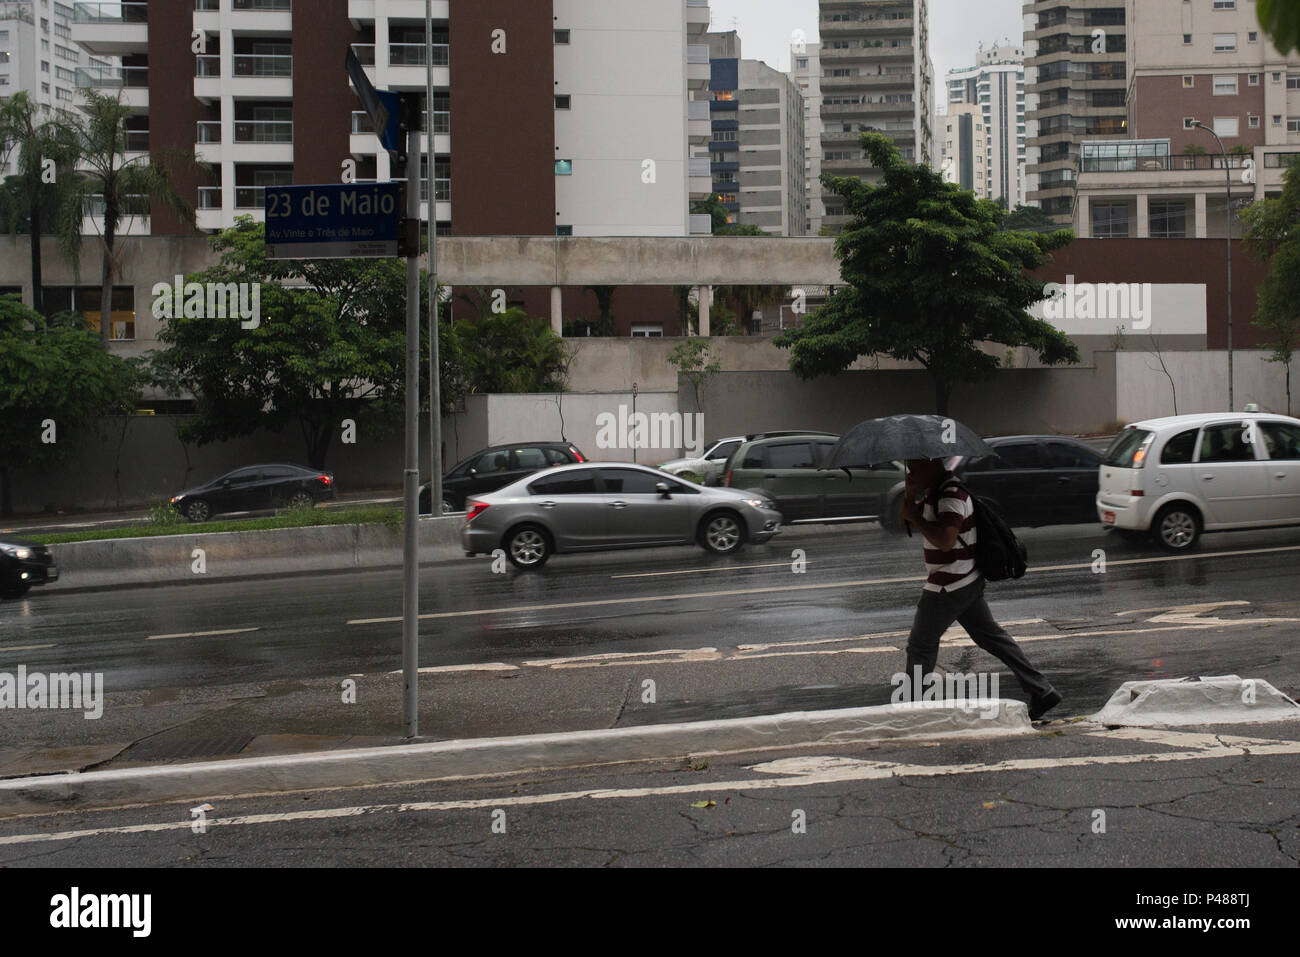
[38,505,406,545]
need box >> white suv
[1097,412,1300,550]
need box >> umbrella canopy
[822,414,996,469]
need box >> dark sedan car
[421,441,587,514]
[1,537,58,599]
[170,464,335,522]
[951,435,1103,527]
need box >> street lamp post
[1192,120,1234,412]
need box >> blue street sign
[264,181,403,259]
[345,47,403,154]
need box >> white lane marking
[5,734,1299,847]
[0,644,56,653]
[613,561,810,579]
[386,663,520,675]
[522,648,720,668]
[1118,601,1251,617]
[734,646,899,660]
[146,627,260,641]
[347,544,1300,626]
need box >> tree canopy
[1240,157,1300,415]
[1257,0,1300,54]
[774,133,1080,414]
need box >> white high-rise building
[946,41,1026,206]
[790,40,823,233]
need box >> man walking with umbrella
[823,415,1061,720]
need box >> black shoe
[1028,689,1062,721]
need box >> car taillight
[725,470,733,487]
[318,474,332,485]
[1131,489,1144,497]
[570,447,585,462]
[466,501,490,523]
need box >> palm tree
[0,93,80,316]
[58,89,196,348]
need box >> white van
[1097,412,1300,550]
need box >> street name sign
[264,181,403,259]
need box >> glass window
[1092,203,1130,239]
[1213,33,1237,52]
[1150,201,1187,239]
[543,448,572,465]
[990,443,1043,469]
[598,468,667,494]
[510,448,549,470]
[707,440,741,462]
[553,29,570,44]
[1260,422,1300,460]
[1213,75,1237,95]
[529,469,597,495]
[1104,429,1153,467]
[1197,423,1256,462]
[764,442,815,469]
[1046,442,1101,469]
[1160,429,1199,465]
[1213,116,1239,138]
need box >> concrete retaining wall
[1116,350,1298,423]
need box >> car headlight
[741,498,771,510]
[3,546,32,559]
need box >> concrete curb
[0,700,1031,817]
[43,516,468,593]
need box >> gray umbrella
[822,414,996,469]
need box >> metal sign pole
[402,118,421,739]
[427,0,443,515]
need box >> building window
[555,225,572,236]
[630,324,664,338]
[554,95,570,109]
[1274,115,1283,126]
[554,159,572,175]
[1092,203,1129,239]
[1213,75,1237,95]
[1249,73,1259,85]
[1288,119,1300,133]
[1212,0,1236,7]
[796,58,808,68]
[43,285,135,340]
[1183,34,1192,44]
[1288,75,1300,89]
[1213,34,1236,52]
[1249,115,1260,128]
[1248,31,1258,42]
[553,29,569,44]
[1184,117,1196,129]
[1149,201,1187,239]
[1183,75,1195,88]
[1213,116,1239,138]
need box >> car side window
[1197,424,1257,462]
[1260,422,1300,461]
[597,469,667,494]
[543,448,571,465]
[1045,442,1100,469]
[226,468,260,482]
[990,443,1042,469]
[709,441,740,462]
[529,470,597,495]
[512,448,549,469]
[741,446,764,468]
[764,442,815,469]
[261,467,295,479]
[1159,429,1199,465]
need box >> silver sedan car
[462,462,783,569]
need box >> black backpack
[939,477,1028,582]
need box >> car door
[596,467,695,545]
[261,466,299,507]
[1259,421,1300,524]
[216,467,263,513]
[810,439,890,518]
[525,469,607,549]
[1194,421,1270,527]
[961,441,1044,526]
[1043,440,1102,523]
[755,441,820,522]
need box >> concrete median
[43,516,468,593]
[0,700,1033,817]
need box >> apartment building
[1070,0,1300,238]
[1022,0,1128,222]
[790,39,823,233]
[70,0,709,239]
[736,60,805,235]
[818,0,935,232]
[939,102,990,194]
[946,42,1026,206]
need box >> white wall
[1029,282,1208,337]
[484,391,698,462]
[554,0,688,236]
[1116,350,1299,423]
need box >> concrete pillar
[1136,193,1149,238]
[1076,194,1090,239]
[697,285,711,337]
[550,286,563,336]
[1195,192,1208,238]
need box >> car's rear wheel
[505,524,551,569]
[0,581,30,600]
[287,490,314,509]
[441,497,457,514]
[1153,503,1201,551]
[881,492,906,534]
[184,499,211,522]
[700,511,745,555]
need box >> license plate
[1102,511,1116,525]
[46,566,58,580]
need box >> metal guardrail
[232,53,291,77]
[233,119,292,143]
[82,193,150,217]
[75,64,148,87]
[197,186,222,209]
[74,2,147,23]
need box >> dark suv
[422,441,587,513]
[723,432,906,526]
[1,537,58,599]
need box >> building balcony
[81,193,150,235]
[75,65,148,110]
[230,53,293,98]
[348,0,449,22]
[686,0,709,32]
[72,2,147,55]
[821,73,914,92]
[349,110,450,156]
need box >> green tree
[690,192,730,232]
[58,90,196,349]
[1258,0,1300,54]
[0,92,80,316]
[668,337,722,412]
[452,307,571,394]
[716,223,767,236]
[0,294,139,516]
[1240,158,1300,415]
[581,285,616,336]
[714,283,791,333]
[774,133,1080,415]
[149,217,410,469]
[1001,203,1060,233]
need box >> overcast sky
[704,0,1024,111]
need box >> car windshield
[1103,429,1152,468]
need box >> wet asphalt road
[4,520,1300,716]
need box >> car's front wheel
[700,511,745,555]
[184,499,211,522]
[0,581,30,600]
[1152,503,1201,551]
[505,524,552,569]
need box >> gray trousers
[904,577,1054,700]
